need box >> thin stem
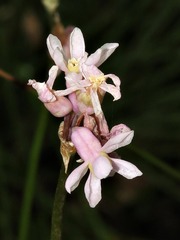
[18,108,48,240]
[51,164,67,240]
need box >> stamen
[89,74,105,88]
[67,58,79,73]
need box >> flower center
[67,58,80,73]
[89,74,105,88]
[76,90,92,107]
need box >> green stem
[18,108,48,240]
[51,164,67,240]
[129,145,180,181]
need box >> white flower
[47,27,119,74]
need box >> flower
[47,28,86,73]
[81,64,121,115]
[47,27,119,75]
[28,65,72,117]
[55,64,121,115]
[46,27,120,115]
[28,26,143,209]
[65,126,142,208]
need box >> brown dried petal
[58,121,76,173]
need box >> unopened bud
[41,0,59,13]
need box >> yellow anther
[67,58,79,73]
[89,74,105,88]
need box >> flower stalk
[51,164,67,240]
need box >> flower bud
[44,96,72,117]
[41,0,59,13]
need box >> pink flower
[55,64,121,115]
[28,66,72,117]
[47,27,119,74]
[65,126,142,208]
[81,64,121,115]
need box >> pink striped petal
[71,127,101,163]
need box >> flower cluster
[28,27,142,207]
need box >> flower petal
[28,80,56,102]
[101,130,134,153]
[95,112,109,136]
[86,43,119,67]
[70,28,85,59]
[46,65,59,88]
[47,34,63,58]
[110,124,131,136]
[92,156,113,179]
[90,88,103,116]
[55,85,80,96]
[65,161,88,193]
[55,74,90,96]
[111,158,143,179]
[84,173,102,208]
[52,48,68,72]
[100,82,120,101]
[82,64,103,79]
[44,96,72,117]
[71,127,102,163]
[105,74,121,88]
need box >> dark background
[0,0,180,239]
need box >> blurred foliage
[0,0,180,240]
